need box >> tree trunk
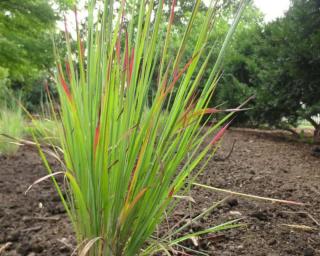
[306,117,320,143]
[314,125,320,144]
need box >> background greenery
[1,0,319,137]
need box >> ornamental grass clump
[38,0,248,254]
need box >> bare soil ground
[1,130,320,256]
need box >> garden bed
[1,130,320,255]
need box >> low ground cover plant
[27,118,61,145]
[0,106,25,155]
[35,0,249,255]
[0,102,60,154]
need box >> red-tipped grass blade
[128,47,135,85]
[210,120,233,145]
[94,123,100,155]
[170,0,177,24]
[58,71,72,102]
[165,56,195,95]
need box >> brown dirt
[1,130,320,256]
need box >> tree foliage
[214,0,320,137]
[0,1,56,79]
[0,0,70,109]
[1,0,320,137]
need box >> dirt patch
[0,148,74,256]
[1,130,320,255]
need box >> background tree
[257,0,320,137]
[266,0,320,137]
[213,0,320,139]
[213,1,263,120]
[0,0,71,109]
[2,0,319,139]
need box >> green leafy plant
[36,0,249,254]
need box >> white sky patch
[60,0,291,34]
[253,0,290,22]
[203,0,290,22]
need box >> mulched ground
[1,129,320,256]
